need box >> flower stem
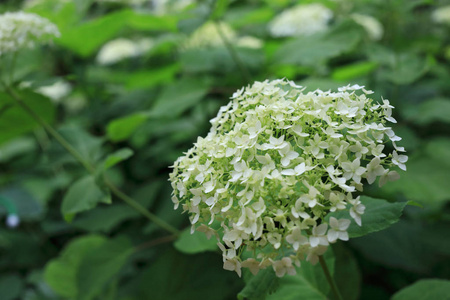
[6,87,180,236]
[213,21,252,83]
[318,255,343,300]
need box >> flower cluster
[432,5,450,25]
[351,13,384,41]
[96,38,153,65]
[269,4,333,37]
[180,21,263,51]
[170,79,407,277]
[0,11,60,56]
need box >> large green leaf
[44,235,106,298]
[392,279,450,300]
[333,244,361,300]
[266,250,335,300]
[125,63,181,90]
[128,248,242,300]
[174,227,218,254]
[382,155,450,207]
[61,175,111,217]
[381,53,429,85]
[149,77,210,118]
[77,237,133,300]
[238,269,279,300]
[351,220,450,273]
[72,204,138,233]
[0,90,55,145]
[331,61,378,81]
[274,22,362,65]
[403,98,450,125]
[0,274,24,300]
[327,196,408,238]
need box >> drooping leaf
[238,269,280,300]
[61,175,111,217]
[77,237,133,300]
[103,148,134,170]
[391,279,450,300]
[44,235,107,298]
[333,243,361,300]
[107,112,149,142]
[174,227,218,254]
[0,90,55,145]
[327,196,408,238]
[266,250,335,300]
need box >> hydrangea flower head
[269,4,333,37]
[0,11,60,56]
[351,13,384,41]
[96,38,153,65]
[180,21,263,51]
[170,79,407,277]
[432,5,450,25]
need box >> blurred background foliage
[0,0,449,299]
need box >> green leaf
[424,138,450,167]
[327,196,407,238]
[274,22,362,65]
[57,10,128,57]
[126,12,178,32]
[77,237,133,300]
[350,220,450,273]
[211,0,229,20]
[107,112,149,142]
[382,53,428,85]
[333,244,361,300]
[130,248,242,300]
[61,175,111,217]
[125,63,181,90]
[238,269,279,300]
[103,148,134,170]
[0,90,55,145]
[382,155,450,207]
[72,204,138,233]
[44,235,106,298]
[392,279,450,300]
[331,61,378,81]
[266,250,335,300]
[0,274,24,300]
[404,98,450,125]
[149,77,210,118]
[174,227,218,254]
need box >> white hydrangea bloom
[269,4,333,37]
[96,38,153,65]
[151,0,194,14]
[181,21,263,51]
[170,79,407,277]
[432,5,450,25]
[0,11,60,56]
[6,214,20,228]
[37,80,72,102]
[351,13,384,41]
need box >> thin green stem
[6,86,180,236]
[214,21,252,83]
[318,255,343,300]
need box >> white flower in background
[351,13,384,41]
[269,4,333,37]
[96,38,153,65]
[181,21,262,51]
[170,79,407,277]
[6,214,20,228]
[236,36,264,49]
[37,80,72,102]
[152,0,194,14]
[432,5,450,25]
[0,11,60,56]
